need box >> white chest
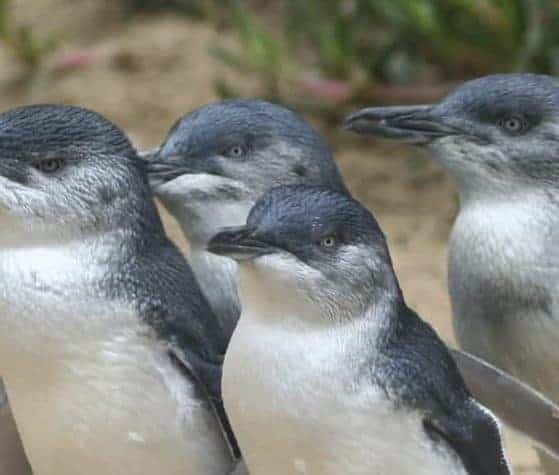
[223,313,466,475]
[0,244,115,357]
[0,245,231,475]
[448,199,559,399]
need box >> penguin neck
[174,199,254,338]
[237,261,400,339]
[176,199,254,247]
[452,186,559,256]
[188,250,241,340]
[0,223,145,292]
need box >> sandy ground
[0,0,542,472]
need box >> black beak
[139,148,194,185]
[207,226,275,260]
[343,105,463,145]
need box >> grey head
[142,99,347,340]
[208,185,511,475]
[208,184,400,319]
[0,104,160,244]
[143,99,348,245]
[345,74,559,200]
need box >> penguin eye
[224,144,246,158]
[498,115,528,135]
[34,158,65,174]
[320,236,336,248]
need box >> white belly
[0,246,231,475]
[224,314,466,475]
[2,329,230,475]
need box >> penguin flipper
[168,348,242,462]
[423,399,511,475]
[451,348,559,461]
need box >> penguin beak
[207,226,275,260]
[343,105,464,145]
[140,148,197,186]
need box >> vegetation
[134,0,559,114]
[214,1,559,111]
[5,0,559,113]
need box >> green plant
[207,0,559,113]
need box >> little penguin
[208,184,511,475]
[345,73,559,471]
[0,104,239,475]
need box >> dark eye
[320,236,336,248]
[34,158,65,174]
[499,116,527,135]
[224,145,246,158]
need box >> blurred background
[2,0,558,472]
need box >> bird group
[0,73,557,475]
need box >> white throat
[154,173,254,246]
[177,200,253,247]
[450,187,559,310]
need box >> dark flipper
[423,398,511,475]
[451,348,559,461]
[0,383,32,475]
[169,348,241,461]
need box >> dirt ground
[0,0,542,472]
